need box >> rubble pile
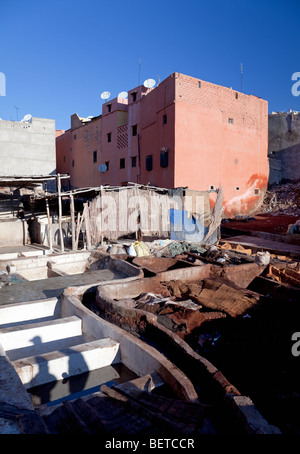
[259,181,300,215]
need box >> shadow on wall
[268,143,300,187]
[26,336,89,406]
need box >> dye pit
[28,363,138,408]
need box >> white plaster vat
[0,275,199,433]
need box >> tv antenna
[101,91,111,101]
[14,106,19,121]
[240,63,243,92]
[138,58,141,85]
[143,78,156,89]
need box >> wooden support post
[100,186,103,245]
[57,174,64,252]
[84,202,92,250]
[70,192,76,251]
[45,197,53,252]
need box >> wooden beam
[57,174,64,252]
[45,197,53,251]
[84,202,92,250]
[70,192,76,251]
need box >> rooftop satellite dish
[101,91,111,100]
[143,78,156,88]
[118,91,128,99]
[22,114,32,122]
[98,163,107,173]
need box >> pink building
[56,72,269,217]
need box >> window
[160,150,168,168]
[107,132,112,142]
[93,150,97,163]
[74,134,77,140]
[236,186,240,191]
[162,114,167,125]
[105,161,109,171]
[209,185,215,190]
[107,104,112,113]
[120,158,125,169]
[72,159,75,167]
[132,124,137,136]
[228,118,234,124]
[131,156,137,168]
[198,81,201,88]
[254,188,260,195]
[146,155,153,171]
[131,92,137,102]
[235,92,238,99]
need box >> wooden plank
[57,174,64,252]
[70,192,76,251]
[45,197,53,251]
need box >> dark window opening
[120,158,125,169]
[210,185,215,190]
[235,93,238,99]
[160,150,168,168]
[228,118,234,124]
[132,124,137,136]
[146,155,153,171]
[72,159,75,167]
[74,134,77,140]
[107,104,112,113]
[131,156,137,167]
[163,114,167,125]
[93,151,97,163]
[105,161,109,170]
[107,132,112,142]
[236,186,240,191]
[198,81,201,88]
[131,92,137,102]
[254,188,260,195]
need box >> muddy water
[28,363,138,407]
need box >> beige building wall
[0,117,56,176]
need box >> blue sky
[0,0,299,130]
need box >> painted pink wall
[56,72,269,216]
[173,74,268,216]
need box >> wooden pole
[100,186,103,245]
[57,174,64,252]
[70,192,76,251]
[45,197,53,252]
[85,202,92,250]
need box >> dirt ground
[223,213,299,235]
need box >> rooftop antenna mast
[138,58,141,85]
[240,63,243,92]
[14,106,19,121]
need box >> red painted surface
[56,72,268,217]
